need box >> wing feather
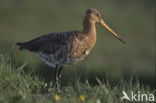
[16,31,80,54]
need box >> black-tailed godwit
[16,8,125,87]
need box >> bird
[16,8,125,88]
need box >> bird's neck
[82,18,96,35]
[82,18,97,48]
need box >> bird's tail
[16,42,25,50]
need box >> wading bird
[16,8,125,88]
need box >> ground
[0,54,155,103]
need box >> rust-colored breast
[69,32,96,63]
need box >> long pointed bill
[100,20,126,44]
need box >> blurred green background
[0,0,155,87]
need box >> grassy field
[0,54,155,103]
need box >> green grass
[0,54,155,103]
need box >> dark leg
[54,65,59,88]
[53,65,63,90]
[58,66,63,79]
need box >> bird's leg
[56,66,63,91]
[53,65,63,91]
[58,66,63,80]
[54,65,59,88]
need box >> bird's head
[85,8,102,23]
[85,8,126,44]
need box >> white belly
[36,52,60,68]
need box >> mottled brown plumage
[16,8,125,88]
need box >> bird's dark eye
[96,13,99,16]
